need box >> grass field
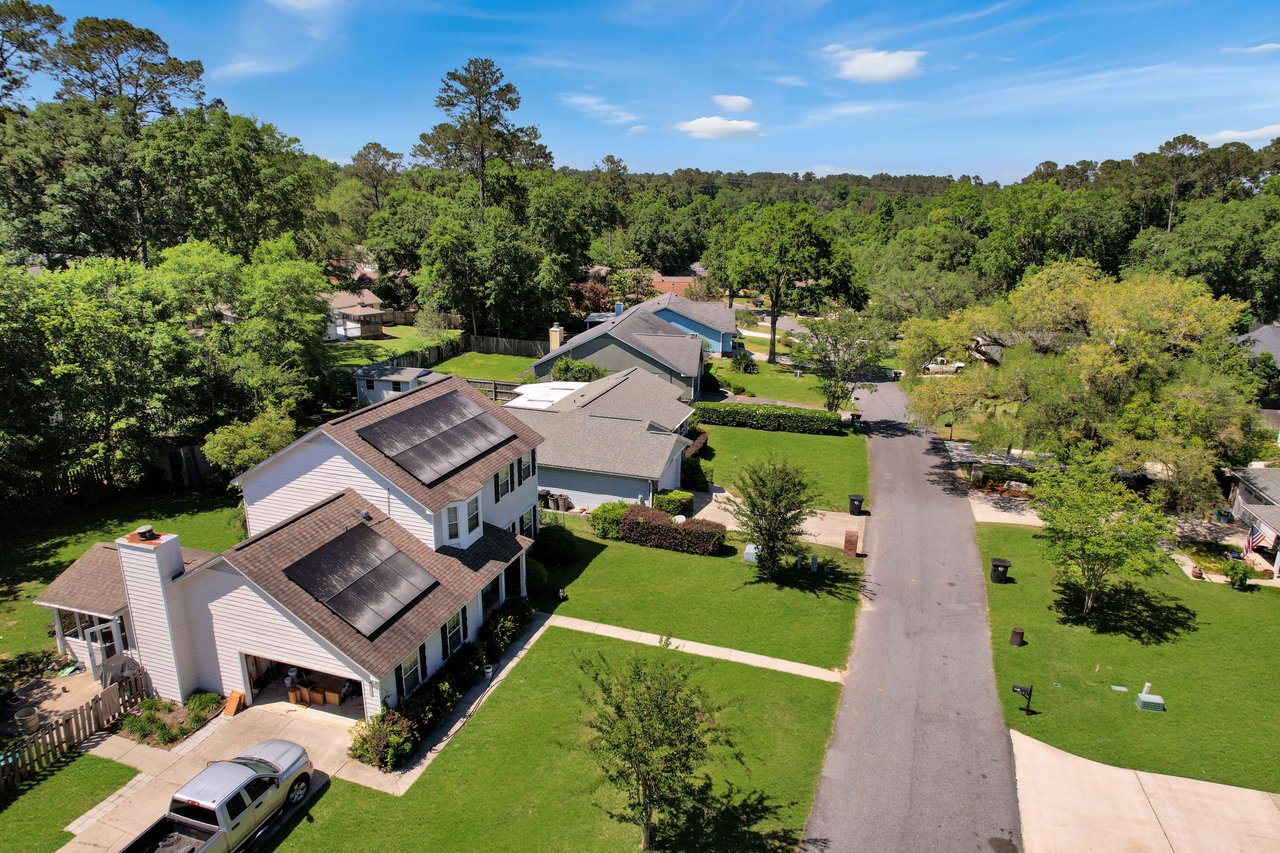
[700,424,870,512]
[739,337,792,356]
[1,491,244,659]
[535,515,859,670]
[0,755,137,852]
[428,352,537,383]
[270,628,841,853]
[976,523,1280,792]
[711,362,826,408]
[325,325,426,370]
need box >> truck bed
[120,817,217,853]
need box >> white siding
[63,636,90,671]
[240,433,435,548]
[178,563,366,702]
[539,467,650,510]
[481,454,541,532]
[117,535,191,702]
[658,446,684,491]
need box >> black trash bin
[1010,627,1025,647]
[848,494,864,515]
[990,557,1011,584]
[538,489,551,509]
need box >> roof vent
[135,524,157,541]
[357,510,373,522]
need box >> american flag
[1245,525,1266,555]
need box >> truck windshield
[169,801,218,827]
[233,759,276,775]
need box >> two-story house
[36,374,544,720]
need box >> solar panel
[284,524,438,637]
[357,390,517,487]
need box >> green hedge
[693,401,843,434]
[617,505,725,556]
[653,489,694,517]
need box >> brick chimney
[116,526,194,701]
[549,322,564,350]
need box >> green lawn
[711,362,826,408]
[976,523,1280,791]
[428,352,537,383]
[534,516,859,670]
[1,491,244,659]
[325,325,426,370]
[700,424,869,512]
[271,628,840,852]
[739,337,791,356]
[0,754,136,852]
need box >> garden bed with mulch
[118,691,224,748]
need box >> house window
[391,381,403,392]
[520,454,532,483]
[498,466,512,498]
[467,496,480,533]
[401,648,422,697]
[364,379,374,390]
[444,611,464,657]
[446,506,459,540]
[520,507,536,538]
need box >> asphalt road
[802,382,1022,853]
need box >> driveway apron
[803,382,1022,852]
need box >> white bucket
[283,676,293,689]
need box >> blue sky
[47,0,1280,182]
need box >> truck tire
[287,774,310,806]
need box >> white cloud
[214,0,345,78]
[625,124,649,136]
[772,75,809,87]
[1223,43,1280,54]
[211,58,300,80]
[712,94,753,112]
[1205,123,1280,143]
[560,94,640,125]
[824,45,926,82]
[674,116,762,139]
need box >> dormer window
[467,496,480,533]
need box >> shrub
[681,457,711,492]
[735,307,760,329]
[617,505,726,556]
[550,355,605,382]
[1225,560,1252,591]
[700,368,722,394]
[524,556,549,592]
[531,524,578,566]
[730,349,759,374]
[693,401,843,434]
[184,691,224,717]
[653,489,694,517]
[683,427,709,459]
[348,710,418,772]
[590,501,630,539]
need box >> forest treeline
[0,1,1277,501]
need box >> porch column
[520,553,527,597]
[498,569,507,605]
[52,607,66,656]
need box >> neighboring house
[530,303,705,401]
[506,368,692,509]
[353,364,435,405]
[325,289,385,340]
[1228,467,1280,570]
[1233,323,1280,363]
[634,292,736,356]
[37,375,544,720]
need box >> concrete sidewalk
[970,489,1044,527]
[546,615,844,682]
[1012,730,1280,852]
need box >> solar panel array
[357,390,517,487]
[284,523,438,637]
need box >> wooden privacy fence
[464,378,522,402]
[461,334,549,358]
[0,673,148,797]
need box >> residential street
[802,382,1022,852]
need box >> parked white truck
[922,356,965,374]
[121,740,311,853]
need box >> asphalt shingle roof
[531,308,703,377]
[221,489,529,678]
[639,292,736,334]
[507,408,690,480]
[35,542,216,617]
[1232,467,1280,504]
[548,367,692,433]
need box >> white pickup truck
[922,356,965,374]
[121,739,311,853]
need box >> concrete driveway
[691,487,866,550]
[802,382,1022,852]
[1013,731,1280,852]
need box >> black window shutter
[493,473,500,501]
[394,664,404,700]
[462,605,469,640]
[531,447,537,474]
[418,643,428,678]
[517,456,524,486]
[440,625,448,655]
[509,462,516,488]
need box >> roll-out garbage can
[848,494,864,515]
[1010,627,1025,647]
[990,558,1011,583]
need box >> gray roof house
[352,364,435,405]
[1228,467,1280,567]
[633,293,737,356]
[506,369,693,510]
[530,305,705,401]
